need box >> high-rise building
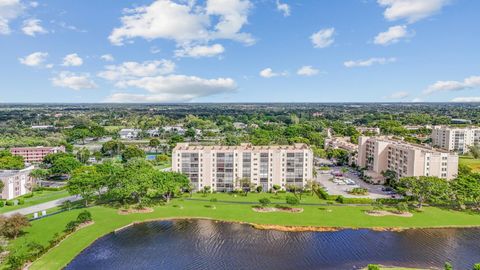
[431,126,480,153]
[172,143,313,192]
[357,136,458,182]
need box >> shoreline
[47,216,480,269]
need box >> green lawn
[460,156,480,172]
[4,195,479,270]
[0,189,70,214]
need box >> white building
[324,137,358,165]
[358,136,458,183]
[119,129,141,140]
[173,143,313,192]
[0,166,35,200]
[162,125,185,135]
[431,126,480,153]
[356,127,381,135]
[233,122,247,129]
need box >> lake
[66,219,480,270]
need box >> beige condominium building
[431,126,480,154]
[358,136,458,182]
[0,166,35,200]
[172,143,313,192]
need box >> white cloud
[451,97,480,103]
[374,25,412,45]
[98,60,175,82]
[310,28,335,49]
[106,75,236,102]
[51,71,97,90]
[100,54,114,62]
[424,76,480,94]
[297,66,319,76]
[411,97,423,102]
[259,68,287,78]
[22,18,47,36]
[378,0,449,23]
[0,0,24,34]
[18,51,48,67]
[175,43,225,58]
[62,53,83,66]
[386,91,409,99]
[276,0,290,17]
[344,57,396,68]
[108,0,254,50]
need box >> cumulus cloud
[98,60,175,82]
[175,44,225,58]
[297,66,319,76]
[0,0,24,34]
[259,68,287,78]
[100,54,114,62]
[344,57,396,68]
[106,75,237,103]
[51,71,97,90]
[22,18,47,36]
[374,25,412,45]
[276,0,290,17]
[424,76,480,94]
[386,91,409,99]
[18,51,48,67]
[62,53,83,66]
[108,0,253,58]
[378,0,449,23]
[310,28,335,48]
[451,97,480,103]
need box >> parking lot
[315,166,395,199]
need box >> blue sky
[0,0,479,103]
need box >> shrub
[256,185,263,193]
[209,198,218,203]
[286,196,299,206]
[395,202,410,213]
[348,187,368,195]
[259,198,271,207]
[76,210,92,223]
[444,262,453,270]
[367,264,380,270]
[64,221,79,233]
[473,263,480,270]
[316,187,329,200]
[5,200,14,206]
[23,193,34,198]
[6,253,26,270]
[0,200,4,207]
[337,197,374,204]
[17,199,25,205]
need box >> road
[2,195,81,217]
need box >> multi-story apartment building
[172,143,313,192]
[0,166,35,200]
[358,136,458,182]
[431,126,480,153]
[10,146,66,163]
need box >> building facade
[431,126,480,153]
[358,136,458,182]
[172,143,313,192]
[0,166,35,200]
[10,146,66,163]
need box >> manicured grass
[0,189,70,214]
[460,156,480,172]
[189,192,334,204]
[7,196,479,270]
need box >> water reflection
[66,220,480,270]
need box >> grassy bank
[0,189,69,214]
[3,195,477,270]
[460,156,480,172]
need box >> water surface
[66,220,480,270]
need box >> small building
[11,146,66,163]
[162,125,185,135]
[356,127,381,135]
[233,122,247,129]
[451,118,472,124]
[119,129,141,140]
[324,137,358,165]
[146,128,160,137]
[31,125,54,130]
[0,166,35,200]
